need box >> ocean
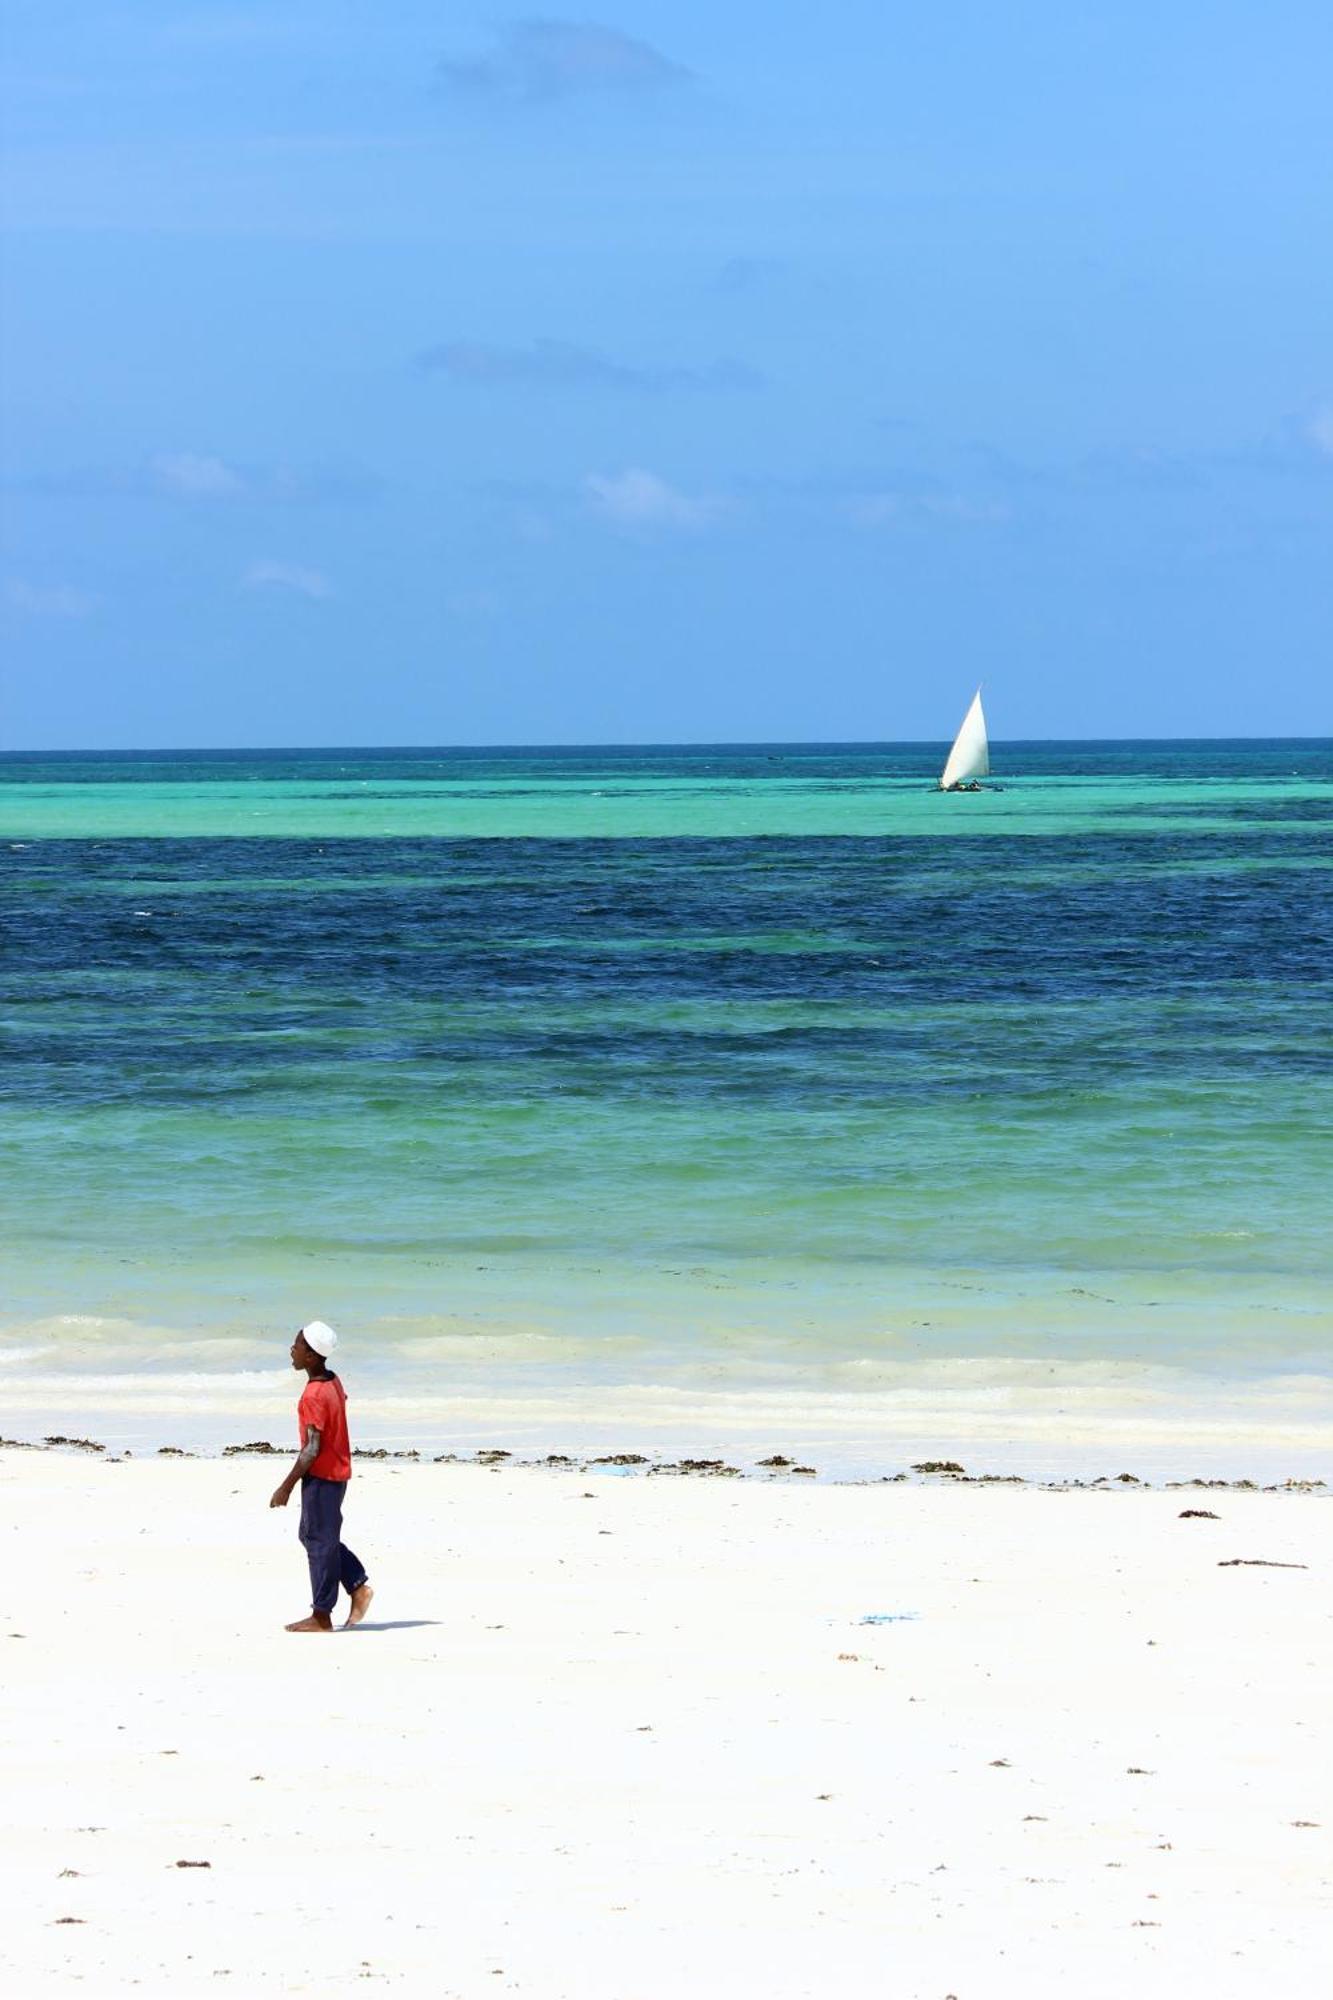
[2,741,1330,1475]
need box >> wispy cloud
[438,20,691,102]
[717,465,1014,534]
[967,410,1333,496]
[242,560,331,599]
[6,455,375,504]
[844,491,1011,528]
[509,505,556,544]
[151,451,246,498]
[711,257,782,296]
[416,338,759,393]
[585,468,726,531]
[160,10,305,48]
[4,578,98,618]
[1309,407,1333,457]
[447,588,501,617]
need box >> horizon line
[3,732,1331,758]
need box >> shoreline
[3,1434,1326,1494]
[3,1349,1331,1484]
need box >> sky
[2,2,1332,748]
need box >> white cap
[300,1320,338,1359]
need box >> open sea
[2,741,1330,1476]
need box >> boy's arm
[269,1428,320,1508]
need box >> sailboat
[938,688,989,791]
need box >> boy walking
[269,1320,374,1633]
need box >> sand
[1,1444,1328,1997]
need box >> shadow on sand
[345,1619,441,1632]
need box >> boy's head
[290,1320,338,1372]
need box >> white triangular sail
[939,688,989,789]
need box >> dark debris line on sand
[0,1437,1327,1491]
[1218,1558,1310,1569]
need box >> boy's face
[290,1332,312,1370]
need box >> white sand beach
[1,1444,1328,1997]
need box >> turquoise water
[2,742,1330,1465]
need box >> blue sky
[3,2,1332,747]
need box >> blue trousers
[298,1476,368,1615]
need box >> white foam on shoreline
[4,1357,1330,1482]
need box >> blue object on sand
[858,1613,918,1624]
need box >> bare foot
[284,1612,333,1633]
[343,1583,374,1629]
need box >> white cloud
[584,467,725,530]
[152,451,245,498]
[4,578,97,617]
[242,560,331,599]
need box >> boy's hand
[270,1431,317,1509]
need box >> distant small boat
[938,688,989,791]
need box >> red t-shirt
[298,1375,352,1482]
